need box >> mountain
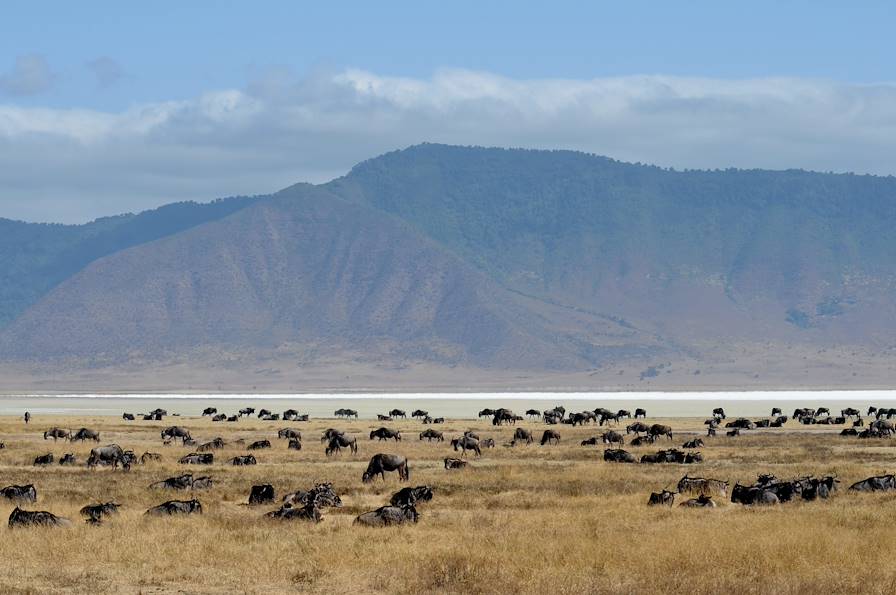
[2,144,896,390]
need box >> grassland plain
[0,413,895,594]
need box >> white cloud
[1,68,896,222]
[0,54,55,96]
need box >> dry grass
[1,414,895,594]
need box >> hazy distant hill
[3,144,896,389]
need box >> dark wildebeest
[257,408,272,417]
[868,406,878,417]
[34,453,54,466]
[59,453,77,466]
[8,507,71,528]
[122,413,135,421]
[202,407,217,416]
[726,418,755,430]
[342,409,359,419]
[248,440,271,450]
[197,438,226,452]
[816,407,830,417]
[849,474,896,492]
[190,476,213,489]
[626,422,650,435]
[43,428,70,441]
[212,414,227,422]
[677,475,729,496]
[630,435,654,446]
[648,424,673,441]
[444,458,468,469]
[635,408,647,419]
[801,476,839,500]
[480,438,495,448]
[239,408,255,417]
[451,436,481,457]
[731,483,780,505]
[249,484,275,505]
[281,483,342,510]
[682,438,704,449]
[419,429,444,442]
[141,452,162,464]
[149,474,205,490]
[840,428,858,436]
[433,417,445,424]
[354,505,419,527]
[870,419,895,436]
[266,498,323,523]
[370,428,402,442]
[362,454,409,482]
[390,486,433,508]
[321,428,344,442]
[230,455,257,466]
[24,411,30,424]
[161,426,191,444]
[478,408,495,419]
[463,431,480,440]
[617,410,632,419]
[771,407,782,416]
[712,407,726,419]
[793,408,815,420]
[325,434,358,456]
[282,409,299,421]
[601,431,624,446]
[179,453,214,465]
[526,409,541,418]
[390,409,407,419]
[377,414,393,421]
[411,410,429,420]
[680,494,716,508]
[603,449,636,463]
[80,502,120,524]
[511,428,533,445]
[648,490,676,506]
[1,484,37,503]
[581,437,599,446]
[841,407,860,419]
[726,429,740,437]
[288,439,302,450]
[421,416,434,424]
[145,500,203,516]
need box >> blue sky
[2,1,895,222]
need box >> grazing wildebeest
[419,429,444,442]
[492,409,516,426]
[648,490,675,506]
[841,407,860,419]
[150,474,195,490]
[581,437,599,446]
[288,439,302,450]
[43,428,70,441]
[390,409,407,419]
[478,408,496,419]
[145,500,203,516]
[635,408,647,419]
[179,453,214,465]
[771,407,782,416]
[603,449,636,463]
[80,502,120,524]
[601,431,624,446]
[682,438,704,449]
[249,484,275,505]
[390,486,433,507]
[511,428,533,445]
[680,494,716,508]
[411,410,429,420]
[1,485,37,503]
[648,424,673,441]
[34,453,54,466]
[595,408,617,425]
[8,507,71,528]
[849,474,896,492]
[141,452,162,464]
[370,428,402,442]
[161,426,191,444]
[617,410,632,419]
[712,408,726,419]
[202,407,217,416]
[444,458,467,469]
[59,453,77,466]
[325,434,358,456]
[526,409,541,418]
[212,414,227,422]
[362,454,409,482]
[354,505,419,527]
[677,475,729,496]
[122,413,135,421]
[248,440,271,450]
[626,422,650,435]
[450,435,481,457]
[341,409,359,419]
[230,455,257,466]
[238,408,255,417]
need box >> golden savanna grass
[1,413,895,594]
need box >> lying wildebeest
[266,499,323,523]
[840,428,858,436]
[248,440,271,450]
[648,424,673,441]
[682,438,704,449]
[34,453,54,466]
[122,413,135,421]
[601,431,624,446]
[257,408,271,417]
[377,414,393,421]
[354,505,419,527]
[202,407,217,416]
[145,499,203,516]
[801,476,838,500]
[848,474,896,492]
[1,484,37,503]
[226,415,239,422]
[480,437,496,448]
[726,429,740,437]
[9,507,71,528]
[197,437,226,452]
[141,452,162,464]
[390,486,433,508]
[390,409,407,419]
[451,435,481,457]
[212,414,227,422]
[635,408,647,418]
[370,427,402,442]
[362,454,409,482]
[581,437,599,446]
[680,494,716,508]
[325,434,358,456]
[444,458,468,469]
[771,407,782,416]
[43,427,70,441]
[420,428,445,442]
[161,426,192,444]
[59,453,77,466]
[630,435,655,446]
[80,502,120,524]
[603,448,636,463]
[647,490,676,506]
[190,476,214,490]
[677,475,729,496]
[541,430,561,446]
[288,438,302,450]
[249,484,275,505]
[870,419,895,436]
[230,455,257,466]
[754,419,770,428]
[712,407,726,419]
[433,417,445,424]
[150,474,195,490]
[281,482,342,510]
[725,418,755,430]
[511,428,533,445]
[179,453,214,465]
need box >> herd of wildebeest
[3,403,896,528]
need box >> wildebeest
[444,458,468,469]
[647,490,675,506]
[581,436,599,446]
[202,407,217,416]
[648,424,673,441]
[677,475,729,496]
[451,435,481,457]
[635,408,647,419]
[179,453,214,465]
[43,427,70,441]
[335,408,358,419]
[480,437,496,448]
[197,437,226,452]
[377,414,393,421]
[288,439,302,450]
[816,407,830,417]
[419,429,444,442]
[411,410,429,419]
[712,407,726,419]
[601,431,624,446]
[59,453,77,466]
[370,427,401,442]
[870,419,895,436]
[511,428,533,445]
[34,453,54,466]
[492,409,517,426]
[726,418,755,430]
[526,409,541,418]
[281,482,342,510]
[841,407,860,418]
[325,434,358,456]
[478,408,495,418]
[726,428,740,437]
[390,409,407,419]
[540,430,561,446]
[249,484,275,505]
[362,454,409,482]
[793,408,815,420]
[248,440,271,450]
[626,422,650,435]
[161,426,192,444]
[145,499,203,516]
[150,474,195,490]
[230,455,257,466]
[277,428,302,440]
[266,499,323,523]
[24,411,30,424]
[390,486,433,507]
[770,415,789,427]
[212,414,227,422]
[9,507,71,528]
[1,484,37,503]
[801,476,838,500]
[603,448,636,463]
[849,474,896,492]
[141,452,162,464]
[771,407,782,416]
[80,502,120,524]
[354,505,419,527]
[239,408,255,417]
[122,413,135,421]
[682,438,704,449]
[630,435,655,446]
[680,494,716,508]
[840,428,858,436]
